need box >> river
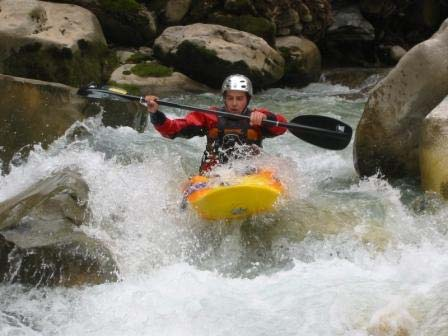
[1,77,448,335]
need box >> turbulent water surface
[2,78,448,335]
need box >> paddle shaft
[87,88,346,138]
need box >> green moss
[100,0,140,13]
[4,41,118,87]
[130,62,173,77]
[126,52,152,64]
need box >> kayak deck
[183,170,284,220]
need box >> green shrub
[126,52,152,64]
[130,62,173,77]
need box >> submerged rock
[0,169,118,286]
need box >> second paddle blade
[288,115,353,150]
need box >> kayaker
[145,74,287,174]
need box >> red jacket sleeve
[152,110,218,139]
[254,108,288,136]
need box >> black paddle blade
[288,115,353,150]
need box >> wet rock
[0,74,87,174]
[0,74,147,174]
[354,19,448,178]
[420,96,448,199]
[154,23,284,89]
[0,169,119,286]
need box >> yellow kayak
[182,170,284,220]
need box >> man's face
[224,90,249,114]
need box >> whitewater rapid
[2,81,448,335]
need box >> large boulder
[0,0,115,86]
[0,170,118,286]
[153,23,285,89]
[0,75,86,174]
[276,35,321,87]
[420,96,448,198]
[0,74,147,174]
[354,19,448,178]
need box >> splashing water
[1,79,448,336]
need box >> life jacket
[200,108,263,173]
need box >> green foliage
[100,0,140,13]
[130,62,173,77]
[126,52,152,64]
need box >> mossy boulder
[130,62,173,77]
[0,0,116,87]
[154,23,284,89]
[109,63,211,96]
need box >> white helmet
[221,74,253,96]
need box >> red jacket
[150,106,287,172]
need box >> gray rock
[0,169,118,286]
